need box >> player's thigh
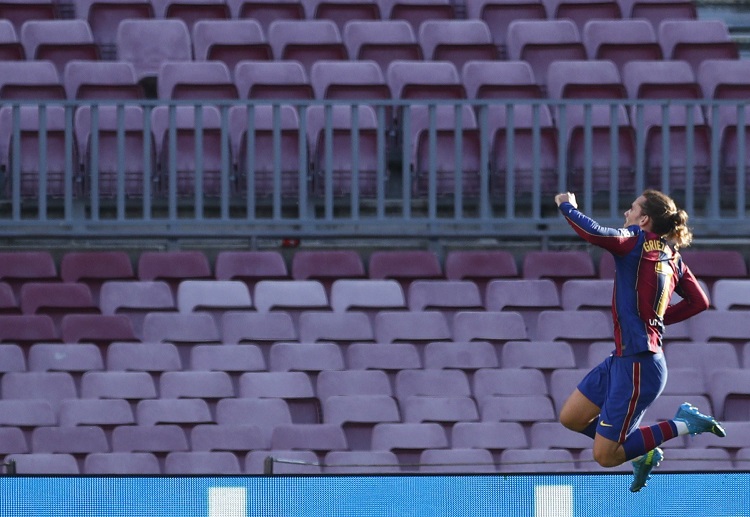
[559,388,601,431]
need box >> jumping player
[555,190,726,492]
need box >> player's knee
[559,411,584,432]
[592,449,621,468]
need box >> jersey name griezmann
[642,239,666,253]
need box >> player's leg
[559,388,601,436]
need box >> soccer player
[555,190,726,492]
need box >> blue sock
[580,419,598,439]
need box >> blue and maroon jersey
[558,202,709,356]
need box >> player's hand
[555,192,578,208]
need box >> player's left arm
[663,263,710,324]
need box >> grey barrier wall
[0,98,747,240]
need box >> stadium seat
[191,19,272,69]
[80,371,158,400]
[74,0,155,59]
[111,424,189,454]
[159,371,235,399]
[330,279,406,313]
[370,422,448,470]
[480,395,556,423]
[150,105,230,198]
[217,397,293,445]
[1,371,77,413]
[535,310,612,364]
[0,314,58,345]
[176,280,253,315]
[560,279,614,312]
[386,60,465,100]
[99,280,175,337]
[0,19,24,60]
[423,341,498,371]
[582,19,662,73]
[214,250,289,286]
[374,311,451,344]
[472,367,548,402]
[116,19,191,83]
[0,60,65,100]
[270,423,348,455]
[548,367,590,415]
[706,368,750,421]
[484,278,560,311]
[28,343,103,375]
[498,448,576,473]
[233,61,314,100]
[156,61,238,101]
[238,372,316,421]
[346,342,422,372]
[505,19,586,88]
[464,0,546,57]
[658,20,738,74]
[679,249,748,283]
[83,452,160,474]
[712,280,750,311]
[463,61,539,100]
[658,448,733,472]
[323,450,401,473]
[0,283,19,314]
[74,105,156,199]
[342,20,422,71]
[311,59,391,99]
[106,342,182,375]
[0,0,57,34]
[292,250,366,282]
[190,344,266,373]
[267,19,348,73]
[451,421,529,455]
[298,311,374,345]
[227,0,305,32]
[417,20,497,70]
[136,399,213,426]
[0,399,55,428]
[529,421,593,451]
[501,340,577,371]
[0,105,78,199]
[152,0,230,32]
[191,423,269,452]
[305,104,385,199]
[522,250,596,282]
[58,399,134,427]
[60,251,135,298]
[20,20,98,76]
[5,453,80,474]
[321,395,400,450]
[543,0,621,34]
[20,283,98,319]
[402,395,479,425]
[269,342,345,374]
[246,449,321,474]
[221,311,297,344]
[164,451,241,475]
[377,0,455,33]
[142,312,221,344]
[546,60,636,196]
[620,0,696,30]
[303,0,381,32]
[137,250,212,284]
[622,60,710,193]
[394,369,471,401]
[686,311,750,345]
[253,279,329,313]
[451,311,528,345]
[419,448,496,473]
[317,370,392,401]
[228,103,309,199]
[0,344,25,372]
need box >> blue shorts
[577,352,668,443]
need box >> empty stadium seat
[377,0,455,33]
[394,369,471,401]
[268,342,345,373]
[1,371,77,413]
[106,341,182,375]
[386,60,465,100]
[0,19,24,60]
[712,280,750,311]
[298,311,375,344]
[419,448,496,473]
[543,0,621,34]
[190,344,266,373]
[343,20,422,71]
[84,452,160,474]
[159,371,234,399]
[481,395,556,423]
[116,19,192,83]
[707,368,750,421]
[221,311,298,344]
[80,371,158,400]
[658,20,738,74]
[20,20,98,75]
[234,60,314,100]
[152,0,230,32]
[111,424,189,454]
[176,280,253,315]
[228,103,309,199]
[451,311,528,345]
[191,423,269,452]
[164,451,241,474]
[137,250,212,284]
[423,341,498,371]
[267,20,348,73]
[374,311,451,344]
[28,343,103,375]
[156,61,238,101]
[505,19,586,89]
[498,448,576,473]
[5,453,80,474]
[621,0,696,29]
[472,368,548,403]
[582,19,662,73]
[464,0,546,57]
[0,0,57,34]
[214,250,289,286]
[463,60,543,99]
[142,312,221,344]
[329,279,406,313]
[136,398,213,426]
[370,422,448,470]
[192,19,272,68]
[323,450,401,473]
[303,0,381,32]
[522,250,596,282]
[58,398,134,427]
[74,0,155,59]
[227,0,305,32]
[322,395,400,450]
[246,449,321,474]
[417,20,497,70]
[0,60,65,100]
[346,342,422,371]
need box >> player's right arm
[555,193,639,256]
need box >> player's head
[639,190,693,248]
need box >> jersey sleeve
[558,202,639,256]
[663,261,710,325]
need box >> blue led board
[0,473,748,517]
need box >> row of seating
[2,342,749,413]
[0,17,735,79]
[0,248,746,290]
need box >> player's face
[624,195,647,227]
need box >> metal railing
[0,98,747,241]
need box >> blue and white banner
[1,473,748,517]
